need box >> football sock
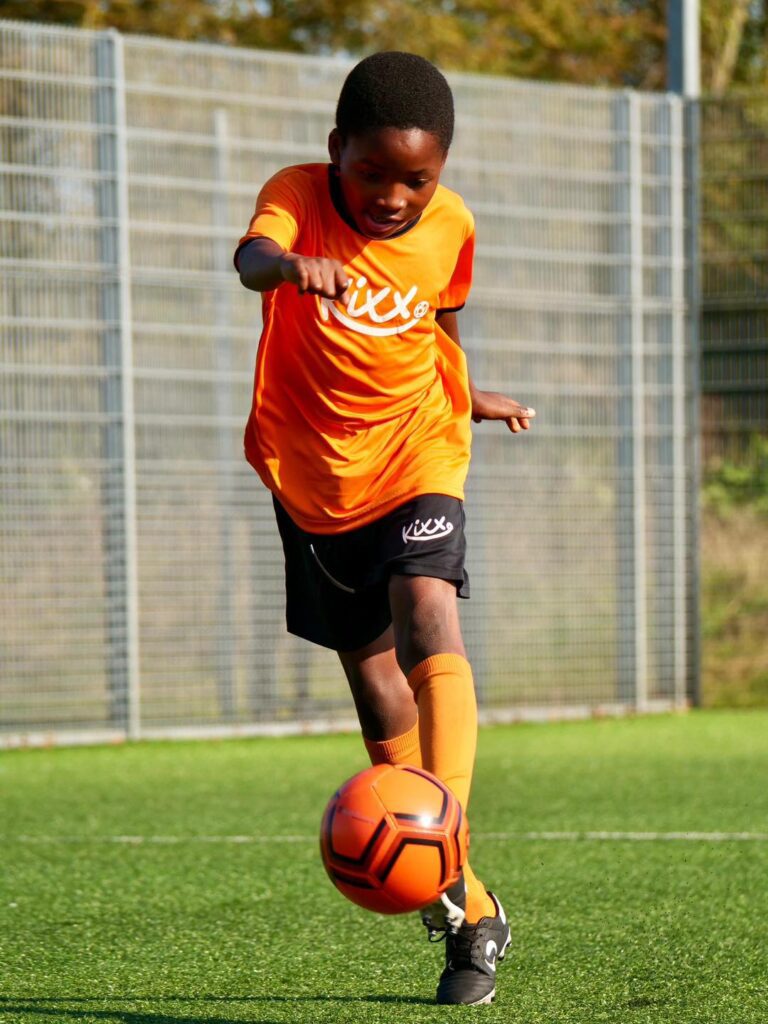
[406,654,477,808]
[407,653,495,923]
[462,863,495,924]
[363,720,421,768]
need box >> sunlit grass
[701,505,768,707]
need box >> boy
[235,51,534,1006]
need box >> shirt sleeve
[437,215,475,313]
[233,168,306,271]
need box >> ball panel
[322,764,391,862]
[372,765,451,824]
[379,834,446,884]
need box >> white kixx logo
[319,276,430,337]
[402,517,455,544]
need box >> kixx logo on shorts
[402,517,455,544]
[319,276,430,337]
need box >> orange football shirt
[236,163,474,534]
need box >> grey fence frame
[699,94,768,460]
[0,23,700,745]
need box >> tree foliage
[1,0,767,92]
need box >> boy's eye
[356,170,429,189]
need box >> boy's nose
[375,187,408,212]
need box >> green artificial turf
[1,711,767,1024]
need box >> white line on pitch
[2,831,768,844]
[480,831,768,842]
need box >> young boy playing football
[235,51,534,1006]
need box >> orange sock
[407,654,477,808]
[407,653,495,923]
[363,720,421,768]
[462,863,494,923]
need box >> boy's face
[328,127,447,240]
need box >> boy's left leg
[388,573,511,1005]
[272,494,507,1003]
[388,574,494,920]
[337,602,492,919]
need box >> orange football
[319,763,469,914]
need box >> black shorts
[273,493,470,653]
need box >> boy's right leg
[338,625,417,745]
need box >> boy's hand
[279,253,351,302]
[470,388,536,434]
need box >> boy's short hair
[335,51,454,152]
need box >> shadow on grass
[0,992,433,1023]
[624,996,669,1009]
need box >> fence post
[669,95,689,708]
[213,107,237,720]
[614,91,649,710]
[685,97,703,707]
[95,30,141,739]
[668,0,701,97]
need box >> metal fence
[0,22,698,745]
[700,94,768,462]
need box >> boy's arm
[238,236,351,300]
[436,310,535,434]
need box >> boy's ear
[328,129,342,166]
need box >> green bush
[702,437,768,516]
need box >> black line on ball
[328,805,388,867]
[330,868,376,889]
[453,804,464,865]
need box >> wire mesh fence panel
[700,94,768,462]
[0,23,698,743]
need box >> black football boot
[427,889,511,1006]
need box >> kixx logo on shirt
[402,517,455,544]
[319,275,430,337]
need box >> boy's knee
[389,575,465,675]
